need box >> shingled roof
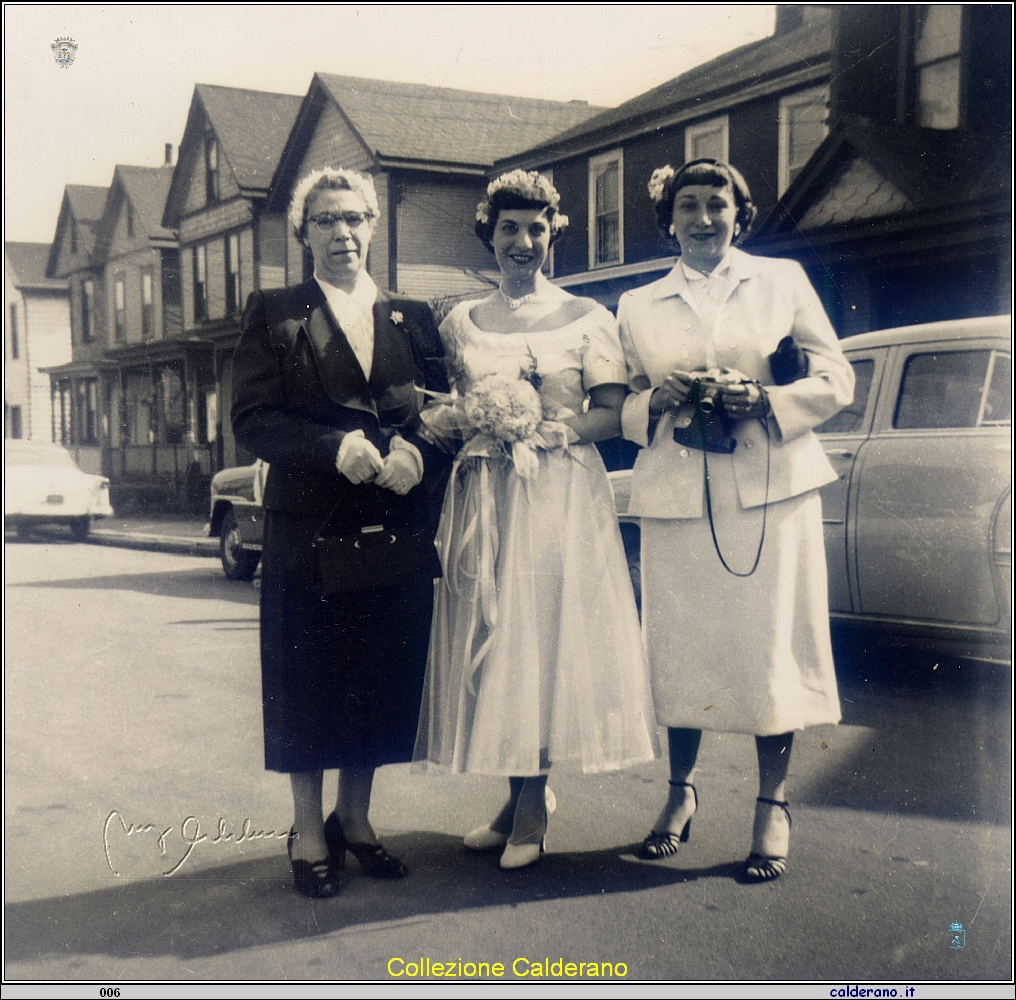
[65,185,109,224]
[46,185,109,277]
[7,242,67,292]
[496,8,832,168]
[116,166,177,240]
[313,73,604,168]
[163,84,304,227]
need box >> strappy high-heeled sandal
[288,829,341,898]
[744,797,792,882]
[324,812,408,879]
[639,781,698,860]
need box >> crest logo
[948,921,966,950]
[51,37,78,68]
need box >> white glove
[375,440,423,495]
[335,430,383,485]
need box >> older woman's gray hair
[289,167,381,240]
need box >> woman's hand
[720,381,766,420]
[650,370,696,415]
[375,449,423,495]
[335,431,384,484]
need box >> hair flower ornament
[648,165,676,205]
[475,169,569,234]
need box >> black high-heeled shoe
[324,812,408,879]
[287,829,340,898]
[743,797,792,882]
[639,781,698,860]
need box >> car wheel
[220,508,260,581]
[70,517,91,541]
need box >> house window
[779,87,829,195]
[8,303,18,359]
[81,279,94,343]
[193,244,208,322]
[225,232,241,314]
[71,220,78,255]
[126,202,135,238]
[79,379,99,444]
[114,275,126,342]
[539,171,555,277]
[205,137,220,204]
[141,269,155,339]
[913,5,962,129]
[685,115,729,163]
[588,150,623,268]
[8,405,22,439]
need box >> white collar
[314,268,377,313]
[681,250,733,282]
[652,247,762,300]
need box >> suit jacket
[231,279,449,555]
[618,248,854,516]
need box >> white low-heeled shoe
[499,835,545,870]
[463,825,510,851]
[464,786,556,852]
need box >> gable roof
[753,120,1011,248]
[46,185,110,277]
[162,83,304,227]
[7,242,67,292]
[268,73,604,209]
[92,165,177,261]
[315,73,604,168]
[197,84,304,191]
[496,8,832,168]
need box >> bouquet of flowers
[419,365,572,480]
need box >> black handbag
[314,522,420,595]
[768,335,808,385]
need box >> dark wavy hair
[475,191,565,252]
[652,159,757,244]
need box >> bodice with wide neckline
[466,297,600,337]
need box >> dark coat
[231,278,449,771]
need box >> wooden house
[266,73,605,298]
[4,243,71,444]
[492,5,835,310]
[41,184,108,470]
[752,4,1011,336]
[161,83,303,470]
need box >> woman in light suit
[618,159,853,881]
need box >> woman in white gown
[415,171,656,868]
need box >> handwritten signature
[103,810,289,877]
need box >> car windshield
[5,446,78,468]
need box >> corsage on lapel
[390,310,404,327]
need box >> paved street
[4,539,1011,982]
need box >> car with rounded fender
[210,316,1011,665]
[4,440,113,539]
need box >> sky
[3,4,775,244]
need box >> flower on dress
[390,310,404,326]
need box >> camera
[672,376,745,454]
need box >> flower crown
[647,165,676,205]
[476,169,569,231]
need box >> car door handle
[824,449,854,458]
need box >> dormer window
[70,220,78,255]
[126,203,135,238]
[205,137,220,204]
[914,5,962,129]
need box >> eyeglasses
[308,211,370,232]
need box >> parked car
[4,440,113,539]
[614,314,1012,664]
[209,315,1012,665]
[208,459,266,580]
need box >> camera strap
[698,383,771,577]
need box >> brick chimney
[164,143,173,166]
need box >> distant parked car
[208,459,266,580]
[614,314,1012,664]
[4,440,113,540]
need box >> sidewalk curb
[88,531,220,558]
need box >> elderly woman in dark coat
[231,167,447,897]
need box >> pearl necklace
[499,285,540,310]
